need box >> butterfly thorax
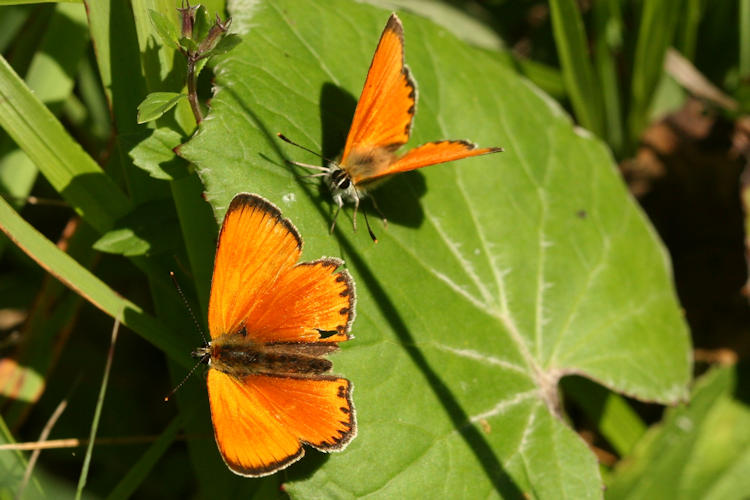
[197,332,338,378]
[328,147,398,201]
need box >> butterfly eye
[330,169,351,190]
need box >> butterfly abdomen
[210,337,334,377]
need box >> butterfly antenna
[169,271,208,346]
[164,357,205,402]
[277,133,335,165]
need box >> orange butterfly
[279,13,502,240]
[193,193,356,476]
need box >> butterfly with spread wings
[194,193,356,476]
[279,13,503,241]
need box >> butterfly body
[199,193,356,477]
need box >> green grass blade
[0,1,89,257]
[0,196,190,367]
[676,0,704,60]
[2,222,95,429]
[0,0,80,4]
[549,0,605,136]
[0,54,131,233]
[0,5,30,52]
[627,0,681,148]
[592,0,624,157]
[75,55,112,142]
[741,0,750,76]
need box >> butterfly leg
[362,209,378,242]
[352,192,377,242]
[330,196,344,234]
[351,195,359,233]
[370,196,388,228]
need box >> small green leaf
[178,35,198,52]
[93,199,181,257]
[192,4,211,42]
[148,9,179,48]
[129,127,185,180]
[137,91,186,123]
[205,32,241,57]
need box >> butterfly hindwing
[243,374,356,451]
[207,370,304,477]
[247,258,355,344]
[207,370,356,477]
[355,140,503,185]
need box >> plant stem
[186,57,202,124]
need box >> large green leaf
[179,0,691,497]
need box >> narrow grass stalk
[76,317,120,499]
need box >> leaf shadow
[221,88,522,496]
[338,243,525,497]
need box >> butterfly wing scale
[341,13,416,164]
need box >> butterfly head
[192,344,212,364]
[326,164,359,204]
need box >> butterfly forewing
[341,13,416,164]
[208,194,302,339]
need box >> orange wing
[209,194,355,343]
[207,370,355,477]
[341,13,416,164]
[353,140,503,185]
[208,194,301,339]
[247,258,355,343]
